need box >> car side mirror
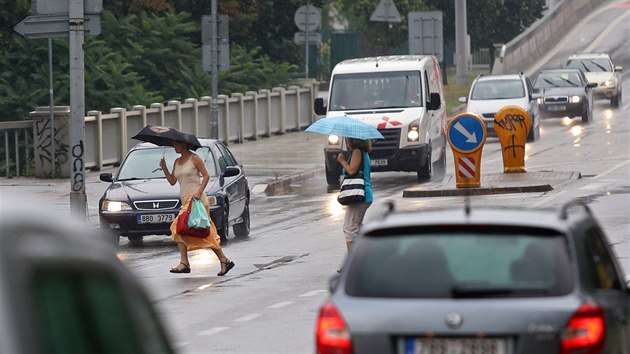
[329,273,341,293]
[614,65,623,72]
[314,98,326,116]
[533,87,540,94]
[458,96,467,104]
[427,92,441,111]
[224,166,240,178]
[587,82,597,88]
[99,173,113,182]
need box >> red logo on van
[377,116,402,129]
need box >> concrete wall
[499,0,606,74]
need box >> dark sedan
[99,139,250,244]
[533,68,596,123]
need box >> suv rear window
[345,227,573,298]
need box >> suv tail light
[561,302,605,354]
[316,302,352,354]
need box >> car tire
[128,235,143,246]
[325,161,342,188]
[432,147,446,181]
[527,121,540,142]
[417,143,432,182]
[581,104,591,124]
[218,204,229,243]
[611,91,621,108]
[233,197,250,238]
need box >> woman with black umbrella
[159,139,235,276]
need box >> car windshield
[345,228,573,298]
[116,147,217,181]
[470,79,525,100]
[565,58,612,72]
[329,71,423,110]
[534,72,582,88]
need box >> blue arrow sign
[447,114,486,153]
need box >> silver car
[459,73,541,142]
[565,53,623,108]
[316,201,630,354]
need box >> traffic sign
[14,14,101,39]
[293,31,321,45]
[35,0,102,15]
[370,0,402,23]
[408,11,443,62]
[294,5,321,32]
[447,113,487,153]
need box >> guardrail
[2,82,318,178]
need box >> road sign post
[494,106,531,173]
[294,3,321,79]
[447,112,487,188]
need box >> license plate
[400,337,507,354]
[371,159,388,166]
[487,122,494,129]
[137,214,175,224]
[548,105,566,111]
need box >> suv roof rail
[558,199,592,220]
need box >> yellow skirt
[170,196,221,250]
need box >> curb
[256,168,323,196]
[402,184,553,198]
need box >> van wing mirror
[427,92,441,111]
[314,98,326,116]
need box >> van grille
[371,128,400,159]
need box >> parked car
[565,52,623,107]
[459,73,541,142]
[0,200,176,354]
[99,138,250,244]
[316,201,630,354]
[533,68,596,123]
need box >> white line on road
[198,327,230,336]
[298,290,328,297]
[234,313,262,322]
[584,6,630,52]
[197,284,212,290]
[267,301,294,309]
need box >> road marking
[234,313,262,322]
[267,301,294,309]
[584,8,630,52]
[197,284,212,290]
[298,290,328,297]
[593,160,630,180]
[198,327,230,336]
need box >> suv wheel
[417,144,432,182]
[611,91,621,108]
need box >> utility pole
[210,0,219,139]
[69,0,87,217]
[455,0,468,87]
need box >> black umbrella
[131,125,202,150]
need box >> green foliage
[0,0,29,52]
[0,9,299,121]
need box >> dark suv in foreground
[317,201,630,354]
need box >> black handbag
[337,171,365,205]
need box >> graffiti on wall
[35,119,69,173]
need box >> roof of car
[131,138,219,150]
[475,73,524,82]
[362,203,594,235]
[537,68,583,74]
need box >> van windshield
[329,71,423,110]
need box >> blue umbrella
[305,115,384,140]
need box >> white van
[314,55,447,187]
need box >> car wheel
[417,143,431,182]
[581,104,591,124]
[128,235,143,246]
[325,160,342,188]
[611,91,621,108]
[233,197,250,238]
[218,204,229,243]
[432,147,446,181]
[526,121,540,142]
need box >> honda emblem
[153,202,160,209]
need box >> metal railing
[0,121,33,177]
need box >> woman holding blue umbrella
[336,137,373,265]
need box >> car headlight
[207,195,218,206]
[407,121,420,142]
[537,97,544,105]
[603,80,614,87]
[328,134,340,145]
[102,200,132,212]
[569,96,581,103]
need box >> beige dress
[170,155,221,250]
